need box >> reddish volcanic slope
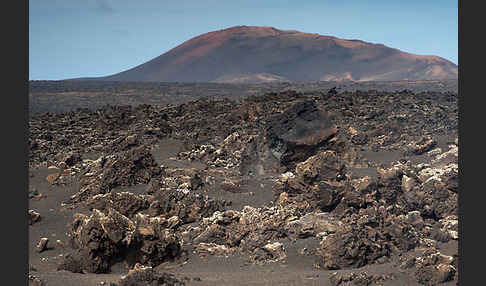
[102,26,458,83]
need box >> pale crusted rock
[36,237,49,253]
[316,208,424,270]
[440,215,458,240]
[279,171,295,182]
[329,271,394,286]
[407,136,437,155]
[402,175,416,192]
[410,248,456,285]
[285,212,342,239]
[152,187,227,224]
[352,176,376,194]
[60,208,181,273]
[87,192,151,218]
[377,165,403,185]
[432,144,458,165]
[316,225,390,270]
[132,213,182,266]
[418,163,457,185]
[194,243,236,257]
[28,273,45,286]
[96,208,136,245]
[29,210,41,225]
[251,242,287,264]
[118,263,186,286]
[295,150,345,183]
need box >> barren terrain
[29,81,458,285]
[29,80,457,114]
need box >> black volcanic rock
[265,99,337,169]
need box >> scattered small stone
[118,263,186,286]
[46,172,61,184]
[36,237,49,253]
[56,239,65,248]
[28,273,45,286]
[29,210,41,225]
[401,175,416,192]
[29,188,39,199]
[329,271,394,286]
[407,136,437,155]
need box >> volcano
[97,26,457,83]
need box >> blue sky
[29,0,458,80]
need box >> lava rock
[329,271,394,286]
[61,209,135,273]
[117,263,186,286]
[46,173,61,184]
[87,192,150,218]
[29,210,41,225]
[407,248,456,285]
[194,243,235,257]
[265,100,337,169]
[250,242,287,264]
[285,212,342,239]
[36,238,49,253]
[152,188,227,224]
[61,208,183,273]
[294,150,346,184]
[407,136,437,155]
[56,151,82,167]
[351,133,368,145]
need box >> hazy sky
[29,0,458,80]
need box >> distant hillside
[90,26,457,83]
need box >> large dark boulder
[265,100,337,170]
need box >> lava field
[28,88,458,286]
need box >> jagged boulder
[87,192,151,218]
[250,242,287,264]
[59,209,135,273]
[406,136,437,155]
[316,207,422,270]
[329,271,395,286]
[265,100,337,169]
[401,248,456,285]
[58,208,182,273]
[152,188,228,224]
[294,150,346,183]
[130,213,182,267]
[116,264,186,286]
[66,146,161,205]
[285,211,342,239]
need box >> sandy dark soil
[29,84,458,286]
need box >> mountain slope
[100,26,457,83]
